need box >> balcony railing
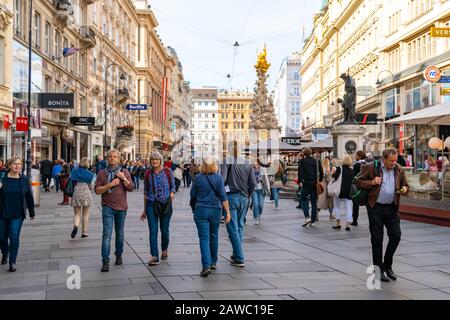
[79,26,96,48]
[54,0,73,26]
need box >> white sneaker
[302,218,311,227]
[310,223,316,227]
[254,219,259,225]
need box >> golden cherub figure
[255,45,271,74]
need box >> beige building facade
[301,0,450,157]
[300,0,383,148]
[0,0,13,161]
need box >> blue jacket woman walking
[190,156,231,277]
[140,151,176,266]
[0,157,35,272]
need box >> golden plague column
[249,45,280,159]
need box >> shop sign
[89,125,104,131]
[356,113,378,124]
[126,104,148,111]
[3,115,10,129]
[438,76,450,83]
[423,65,442,83]
[441,87,450,96]
[31,128,41,138]
[39,93,74,109]
[430,27,450,38]
[16,117,28,131]
[281,137,302,145]
[70,117,95,126]
[356,86,376,96]
[153,141,161,148]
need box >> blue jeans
[225,193,249,263]
[301,182,318,223]
[251,190,265,219]
[0,218,24,264]
[193,206,221,269]
[54,176,60,192]
[133,176,140,190]
[101,206,127,263]
[271,188,280,207]
[146,201,173,259]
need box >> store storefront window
[385,88,401,117]
[405,78,440,113]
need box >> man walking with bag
[95,149,134,272]
[298,147,323,227]
[356,148,409,282]
[220,142,256,267]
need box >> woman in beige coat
[317,157,335,220]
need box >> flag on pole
[63,47,81,57]
[162,77,169,122]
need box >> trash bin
[31,168,40,207]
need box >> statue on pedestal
[337,73,357,124]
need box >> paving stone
[0,291,46,300]
[140,294,172,300]
[46,283,155,300]
[391,289,450,300]
[290,290,408,300]
[398,271,450,289]
[198,290,260,299]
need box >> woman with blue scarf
[70,157,94,239]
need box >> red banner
[162,77,169,122]
[16,117,28,131]
[3,115,10,129]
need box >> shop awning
[247,140,302,151]
[385,102,450,125]
[376,138,392,144]
[299,138,333,149]
[398,135,414,142]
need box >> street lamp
[25,0,33,178]
[137,95,152,159]
[104,62,126,158]
[376,70,395,86]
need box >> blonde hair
[428,156,436,166]
[200,156,218,174]
[342,155,353,167]
[321,158,330,171]
[79,157,90,168]
[331,158,342,167]
[7,157,22,169]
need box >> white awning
[385,102,450,125]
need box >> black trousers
[42,175,52,190]
[352,201,359,222]
[367,203,401,271]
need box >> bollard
[31,168,40,207]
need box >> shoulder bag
[316,159,325,195]
[327,166,342,197]
[151,170,172,217]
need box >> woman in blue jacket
[190,157,231,277]
[0,157,35,272]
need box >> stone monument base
[330,124,365,160]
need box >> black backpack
[351,159,380,206]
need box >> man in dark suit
[298,147,323,228]
[39,157,54,192]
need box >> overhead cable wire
[154,9,233,46]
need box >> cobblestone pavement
[0,186,449,300]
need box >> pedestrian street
[0,186,449,300]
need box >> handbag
[150,171,172,217]
[316,159,324,195]
[327,166,342,197]
[63,178,77,197]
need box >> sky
[150,0,322,92]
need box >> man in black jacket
[39,157,53,192]
[351,150,366,226]
[298,147,323,227]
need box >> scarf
[107,165,121,193]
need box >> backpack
[144,167,172,196]
[351,159,380,206]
